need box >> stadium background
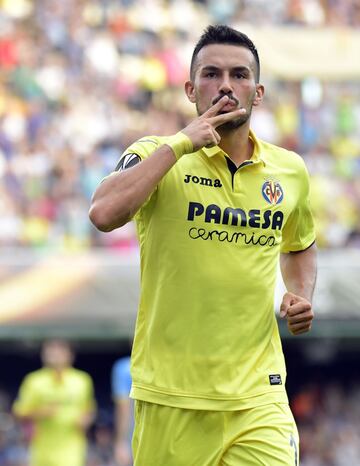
[0,0,360,464]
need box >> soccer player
[89,25,317,465]
[13,339,96,466]
[112,355,133,466]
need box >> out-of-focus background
[0,0,360,464]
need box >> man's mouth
[212,95,240,111]
[221,101,238,110]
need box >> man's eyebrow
[232,66,251,73]
[201,65,251,73]
[200,65,220,72]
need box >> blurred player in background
[90,24,317,465]
[111,355,133,466]
[13,339,96,466]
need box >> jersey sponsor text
[187,201,284,230]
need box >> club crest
[262,180,284,205]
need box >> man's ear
[185,81,196,103]
[253,84,265,107]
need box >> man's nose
[218,75,233,94]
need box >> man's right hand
[181,95,246,152]
[89,96,246,233]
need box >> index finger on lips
[209,108,246,128]
[201,96,230,118]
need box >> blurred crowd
[292,382,360,466]
[0,0,359,251]
[1,381,360,466]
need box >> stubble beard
[196,101,252,132]
[217,111,251,131]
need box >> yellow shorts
[132,401,299,466]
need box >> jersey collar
[201,129,266,166]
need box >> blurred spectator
[111,356,133,466]
[12,339,96,466]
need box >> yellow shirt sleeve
[13,374,38,417]
[105,136,162,177]
[101,136,163,217]
[281,159,316,253]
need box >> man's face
[187,44,262,130]
[41,340,73,370]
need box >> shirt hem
[130,384,289,411]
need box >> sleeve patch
[115,153,142,171]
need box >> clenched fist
[280,292,314,335]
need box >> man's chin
[218,115,249,131]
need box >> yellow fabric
[163,131,193,160]
[117,130,315,411]
[132,400,299,466]
[13,367,95,466]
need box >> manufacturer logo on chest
[184,174,222,188]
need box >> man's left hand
[279,292,314,335]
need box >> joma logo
[184,174,222,188]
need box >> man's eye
[235,73,245,79]
[205,72,216,78]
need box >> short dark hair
[190,25,260,82]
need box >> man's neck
[48,366,68,381]
[218,123,253,167]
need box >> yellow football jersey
[13,367,95,466]
[114,130,315,411]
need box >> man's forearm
[115,400,131,442]
[280,243,317,302]
[89,144,177,232]
[89,98,246,233]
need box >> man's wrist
[164,132,193,161]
